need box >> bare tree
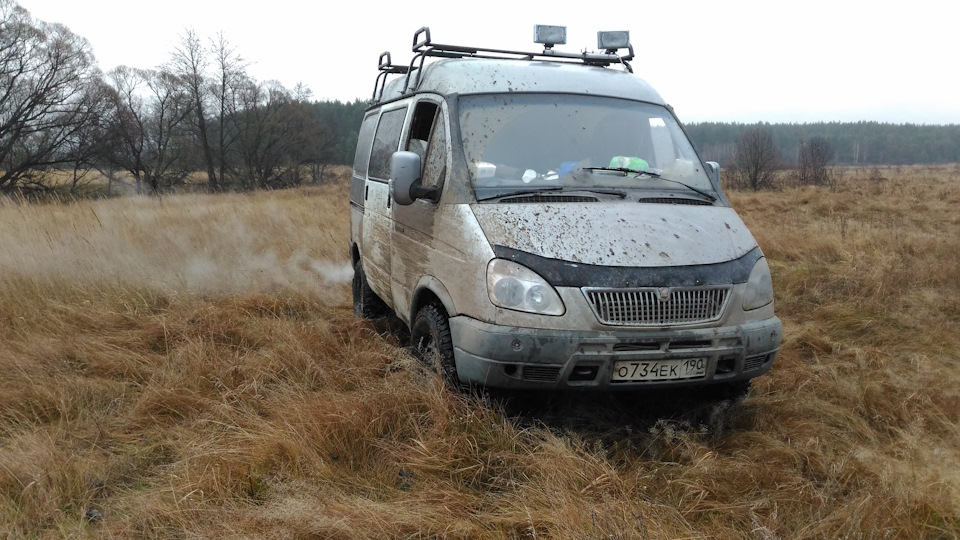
[209,32,247,188]
[101,66,150,193]
[141,70,195,191]
[730,127,780,191]
[3,7,359,198]
[171,29,219,191]
[231,80,326,189]
[64,79,112,194]
[796,136,835,186]
[0,0,104,194]
[102,66,193,194]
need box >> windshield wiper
[570,187,627,198]
[584,166,657,176]
[483,186,564,201]
[583,167,716,202]
[657,177,717,202]
[487,186,629,201]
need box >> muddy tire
[410,304,461,389]
[352,260,387,319]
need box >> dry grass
[1,164,958,538]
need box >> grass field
[1,165,958,538]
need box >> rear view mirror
[706,161,720,184]
[390,151,420,205]
[391,151,439,205]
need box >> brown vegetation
[1,165,958,538]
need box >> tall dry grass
[0,165,958,538]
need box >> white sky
[15,0,960,124]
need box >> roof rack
[372,52,409,102]
[372,26,634,102]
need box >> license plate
[612,358,707,382]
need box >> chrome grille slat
[584,286,730,326]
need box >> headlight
[743,257,774,311]
[486,259,565,316]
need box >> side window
[406,100,447,190]
[369,107,407,180]
[352,113,378,177]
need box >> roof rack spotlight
[534,25,566,49]
[597,30,630,53]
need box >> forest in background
[686,121,960,166]
[1,0,368,197]
[4,0,959,200]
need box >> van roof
[371,26,664,107]
[377,58,665,105]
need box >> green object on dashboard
[609,156,648,172]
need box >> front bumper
[449,316,782,390]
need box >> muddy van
[350,26,782,393]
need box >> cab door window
[405,101,447,191]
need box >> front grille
[584,286,730,326]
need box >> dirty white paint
[470,203,756,267]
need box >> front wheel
[410,304,460,389]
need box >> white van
[350,26,781,394]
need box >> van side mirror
[391,151,438,205]
[705,161,720,184]
[390,151,420,205]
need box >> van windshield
[458,94,714,200]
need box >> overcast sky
[15,0,960,124]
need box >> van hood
[470,202,757,267]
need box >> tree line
[1,0,367,196]
[6,0,959,198]
[686,121,960,167]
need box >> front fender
[410,275,457,324]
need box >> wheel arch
[409,275,456,325]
